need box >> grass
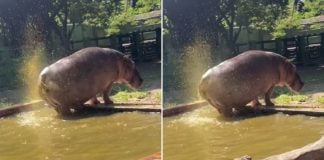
[274,94,309,104]
[0,100,12,108]
[112,91,148,101]
[316,96,324,104]
[154,91,161,102]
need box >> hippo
[38,47,143,115]
[198,50,304,117]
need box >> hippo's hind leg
[103,83,114,105]
[218,107,234,117]
[250,98,261,107]
[206,98,234,117]
[89,97,100,105]
[54,105,73,116]
[265,86,275,106]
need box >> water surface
[164,106,324,160]
[0,107,160,160]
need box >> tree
[0,0,159,54]
[164,0,288,54]
[272,0,324,38]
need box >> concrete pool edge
[0,100,161,118]
[163,101,324,117]
[235,136,324,160]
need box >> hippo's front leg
[103,83,114,105]
[265,86,275,106]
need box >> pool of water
[164,106,324,160]
[0,106,161,160]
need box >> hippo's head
[285,62,304,92]
[288,73,304,92]
[121,55,143,89]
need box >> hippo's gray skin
[199,50,304,117]
[38,47,143,115]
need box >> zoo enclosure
[235,32,324,65]
[70,28,161,62]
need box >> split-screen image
[0,0,324,160]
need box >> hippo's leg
[89,97,100,105]
[250,98,261,107]
[218,107,234,117]
[54,106,73,116]
[265,86,275,106]
[103,83,114,105]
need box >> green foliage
[275,94,309,104]
[272,0,323,38]
[272,14,304,38]
[106,0,160,35]
[107,7,138,35]
[136,0,160,13]
[236,0,288,31]
[112,91,148,101]
[316,96,324,104]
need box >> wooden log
[0,100,43,117]
[163,101,208,117]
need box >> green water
[164,106,324,160]
[0,107,161,160]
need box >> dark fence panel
[70,28,161,62]
[235,33,324,65]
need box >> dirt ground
[290,64,324,107]
[0,61,161,107]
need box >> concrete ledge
[163,100,324,117]
[0,101,161,118]
[83,103,161,113]
[263,136,324,160]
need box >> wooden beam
[163,101,208,117]
[0,100,44,117]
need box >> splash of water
[18,22,47,102]
[16,22,53,157]
[179,36,213,101]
